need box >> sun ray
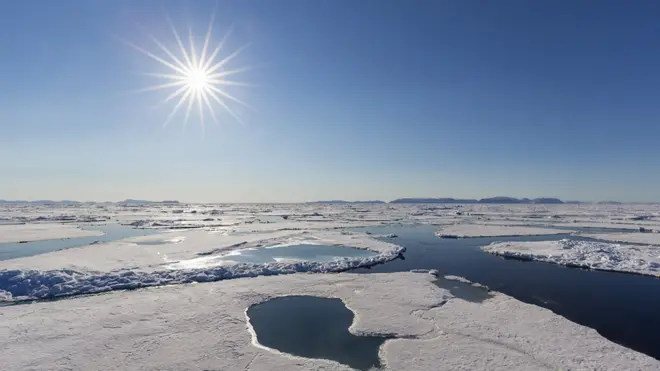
[122,39,189,76]
[207,79,256,87]
[202,91,219,125]
[160,84,189,105]
[167,16,195,69]
[207,85,252,109]
[149,83,190,112]
[202,25,234,71]
[197,90,205,135]
[199,9,216,70]
[207,66,254,80]
[138,72,188,81]
[188,27,198,69]
[163,88,192,128]
[206,43,250,75]
[183,88,196,130]
[206,86,244,123]
[132,80,187,94]
[138,28,190,73]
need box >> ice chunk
[436,224,572,238]
[0,223,103,244]
[483,239,660,277]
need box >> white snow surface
[483,239,660,277]
[383,282,659,370]
[583,232,660,245]
[443,275,473,284]
[435,224,572,238]
[1,272,657,371]
[0,230,404,301]
[0,223,103,244]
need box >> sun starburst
[126,13,253,133]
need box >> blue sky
[2,0,660,202]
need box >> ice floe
[0,223,104,244]
[0,272,656,371]
[583,232,660,245]
[435,224,572,238]
[483,239,660,277]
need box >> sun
[187,68,210,91]
[124,12,253,132]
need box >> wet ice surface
[2,202,660,369]
[208,244,375,264]
[435,275,492,303]
[247,296,388,370]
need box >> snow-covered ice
[583,232,660,245]
[435,224,572,238]
[443,275,473,284]
[483,239,660,277]
[0,223,103,243]
[1,272,657,371]
[383,277,659,370]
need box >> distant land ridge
[309,200,386,204]
[389,197,564,204]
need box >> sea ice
[435,224,572,238]
[583,232,660,245]
[0,223,104,244]
[483,239,660,277]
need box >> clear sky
[2,0,660,203]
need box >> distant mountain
[28,200,57,204]
[310,200,385,204]
[478,197,564,204]
[390,198,478,204]
[118,199,180,205]
[598,201,622,205]
[389,197,564,204]
[478,197,524,204]
[119,199,153,205]
[531,198,564,204]
[0,200,86,205]
[564,200,583,204]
